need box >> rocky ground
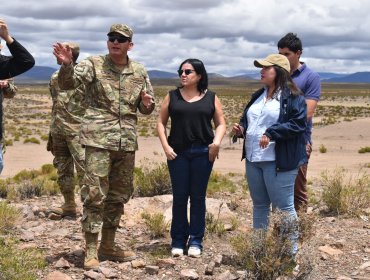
[10,190,370,280]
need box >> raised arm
[0,19,35,79]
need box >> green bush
[5,139,13,146]
[23,137,40,144]
[0,202,19,234]
[319,144,327,153]
[207,171,237,195]
[0,237,46,280]
[358,146,370,153]
[134,161,172,197]
[321,168,370,216]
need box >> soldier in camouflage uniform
[53,24,155,270]
[0,78,17,174]
[47,42,86,217]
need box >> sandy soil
[1,118,369,180]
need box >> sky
[1,0,369,76]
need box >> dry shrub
[231,211,314,280]
[141,211,169,238]
[133,160,172,197]
[321,168,370,216]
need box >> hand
[140,91,154,108]
[53,42,73,65]
[259,135,270,149]
[0,80,9,88]
[164,146,177,160]
[232,123,243,136]
[0,18,12,43]
[208,143,220,162]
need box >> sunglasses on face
[108,35,130,43]
[177,69,195,76]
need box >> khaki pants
[81,146,135,233]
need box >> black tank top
[168,88,215,153]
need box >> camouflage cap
[107,24,133,38]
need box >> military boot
[98,227,136,262]
[49,191,77,217]
[84,232,99,270]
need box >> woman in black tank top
[157,58,226,257]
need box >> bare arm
[156,94,177,160]
[306,99,318,121]
[209,95,226,162]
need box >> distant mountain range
[12,66,370,84]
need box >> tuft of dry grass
[321,167,370,216]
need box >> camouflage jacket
[49,70,86,136]
[58,55,155,151]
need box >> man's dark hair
[178,58,208,93]
[277,33,303,53]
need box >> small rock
[55,257,70,269]
[118,262,131,270]
[325,217,336,223]
[45,271,72,280]
[145,265,159,275]
[131,259,146,268]
[205,261,215,275]
[180,269,199,280]
[336,276,353,280]
[19,230,35,241]
[48,212,62,220]
[318,245,343,256]
[84,270,105,280]
[224,224,234,231]
[156,258,176,268]
[99,266,118,278]
[359,261,370,270]
[214,254,223,267]
[21,205,36,220]
[216,270,238,280]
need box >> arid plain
[1,81,370,181]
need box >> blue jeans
[246,159,299,255]
[167,144,213,250]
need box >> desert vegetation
[0,81,369,278]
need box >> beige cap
[107,24,133,38]
[254,54,290,73]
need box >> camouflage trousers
[81,146,135,233]
[51,133,85,195]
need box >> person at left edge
[53,23,155,270]
[0,18,35,79]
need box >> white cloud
[1,0,369,75]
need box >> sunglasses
[177,69,195,76]
[108,36,130,43]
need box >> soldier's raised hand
[53,42,73,66]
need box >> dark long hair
[178,58,208,93]
[272,65,301,96]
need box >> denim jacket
[239,87,307,171]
